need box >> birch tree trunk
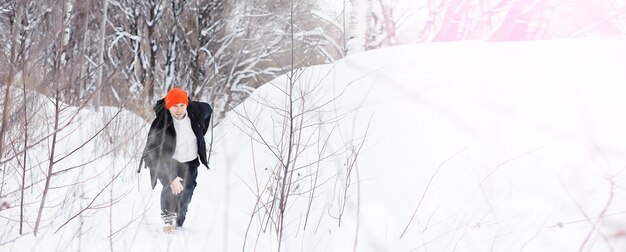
[346,0,371,54]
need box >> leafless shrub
[232,6,370,249]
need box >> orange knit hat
[164,88,189,109]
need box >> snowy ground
[2,35,626,251]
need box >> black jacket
[141,98,212,189]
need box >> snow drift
[2,35,626,252]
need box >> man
[141,88,212,234]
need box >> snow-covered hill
[3,35,626,251]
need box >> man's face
[169,103,187,120]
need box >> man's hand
[170,177,184,195]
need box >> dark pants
[159,158,199,227]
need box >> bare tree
[0,0,147,241]
[232,4,370,251]
[17,2,31,235]
[236,66,369,252]
[32,0,72,235]
[32,71,61,237]
[0,0,520,244]
[0,1,18,163]
[98,0,343,122]
[0,0,346,128]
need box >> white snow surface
[2,36,626,251]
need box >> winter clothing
[160,158,199,227]
[165,88,189,109]
[172,113,198,162]
[140,93,212,227]
[141,97,212,189]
